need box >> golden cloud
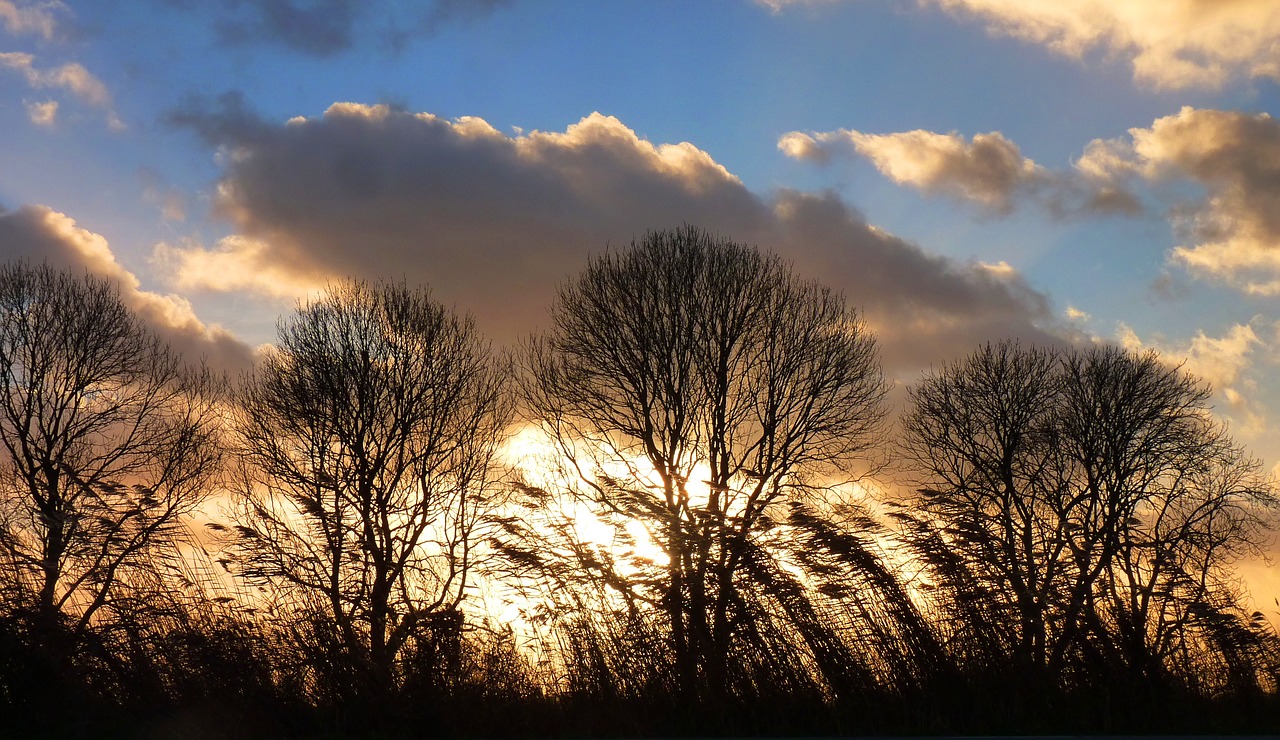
[780,125,1139,217]
[763,0,1280,89]
[1081,108,1280,294]
[165,100,1063,375]
[0,205,254,372]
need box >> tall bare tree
[227,280,511,702]
[898,341,1069,676]
[1055,346,1273,684]
[520,226,888,700]
[898,341,1275,688]
[0,262,224,641]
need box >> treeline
[0,227,1277,737]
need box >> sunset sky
[2,2,1279,476]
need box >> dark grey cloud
[166,0,515,57]
[166,90,274,148]
[388,0,516,51]
[0,203,255,374]
[214,0,359,56]
[163,98,1064,378]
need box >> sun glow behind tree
[512,226,891,700]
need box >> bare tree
[898,341,1275,688]
[898,341,1070,677]
[226,280,511,702]
[1054,346,1273,684]
[520,226,888,700]
[0,262,224,642]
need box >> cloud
[0,1,65,40]
[1117,321,1267,436]
[0,51,121,128]
[762,0,1280,90]
[0,51,105,105]
[152,235,324,298]
[929,0,1280,89]
[165,98,1063,377]
[387,0,516,50]
[212,0,359,56]
[787,108,1280,297]
[757,0,836,10]
[138,168,188,222]
[419,0,514,25]
[166,90,272,148]
[781,126,1141,217]
[1078,107,1280,295]
[23,98,55,126]
[0,204,255,373]
[783,128,1042,213]
[177,0,514,56]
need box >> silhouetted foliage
[0,262,238,737]
[898,340,1278,697]
[224,279,512,710]
[0,252,1279,737]
[519,226,889,702]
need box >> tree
[520,226,888,701]
[898,341,1274,689]
[898,341,1068,677]
[227,280,511,703]
[1055,346,1273,685]
[0,262,224,642]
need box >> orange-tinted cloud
[1078,107,1280,295]
[780,126,1141,217]
[165,99,1063,377]
[0,204,255,373]
[764,0,1280,89]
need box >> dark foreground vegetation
[1,227,1279,737]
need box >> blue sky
[2,0,1280,479]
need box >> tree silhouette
[4,255,1280,737]
[225,280,511,706]
[898,341,1069,678]
[1057,346,1274,688]
[0,262,224,643]
[898,341,1275,692]
[520,226,888,702]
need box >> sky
[2,4,1279,531]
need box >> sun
[502,422,668,557]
